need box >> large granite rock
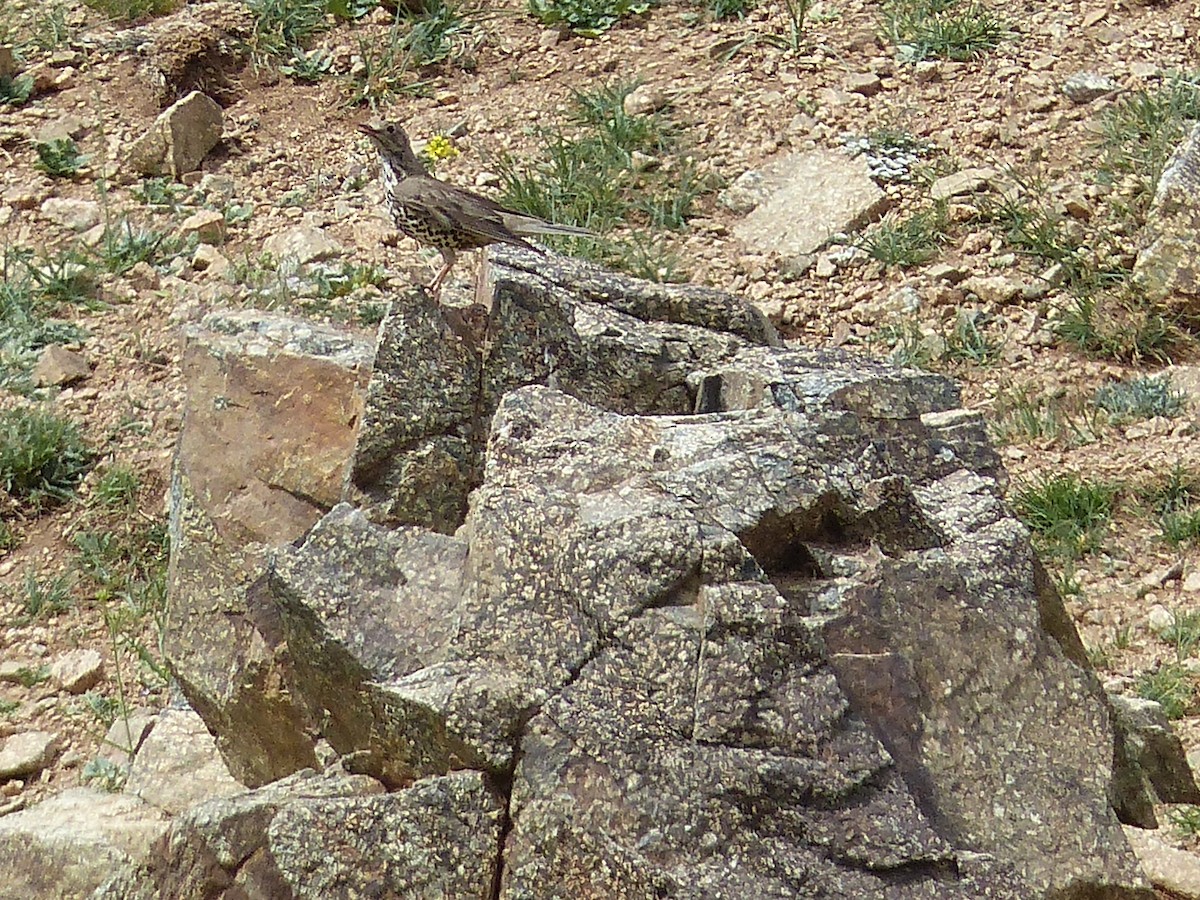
[159,250,1169,897]
[1134,121,1200,321]
[166,311,373,786]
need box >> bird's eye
[386,125,395,134]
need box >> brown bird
[358,120,594,294]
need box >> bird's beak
[357,123,376,137]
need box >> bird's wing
[396,178,537,248]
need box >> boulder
[164,251,1159,897]
[0,789,168,899]
[165,311,373,785]
[1134,121,1200,321]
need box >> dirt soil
[1,0,1199,878]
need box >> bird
[358,120,594,294]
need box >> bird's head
[358,120,424,175]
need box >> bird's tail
[507,216,595,239]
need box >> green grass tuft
[1012,473,1115,559]
[881,0,1009,61]
[855,205,948,268]
[1135,663,1197,720]
[529,0,650,35]
[0,408,92,509]
[84,0,177,21]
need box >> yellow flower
[422,134,460,164]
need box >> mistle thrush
[359,120,594,293]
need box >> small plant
[82,691,121,727]
[1163,610,1200,661]
[132,178,190,210]
[943,310,1002,365]
[989,387,1101,447]
[881,0,1010,61]
[82,757,128,792]
[91,464,141,509]
[871,319,935,369]
[0,73,34,107]
[420,134,460,170]
[707,0,754,18]
[1135,663,1196,720]
[1055,287,1177,363]
[84,0,177,20]
[247,0,329,62]
[0,699,18,716]
[529,0,650,35]
[92,219,176,275]
[23,570,75,618]
[1012,473,1115,559]
[0,407,92,509]
[9,665,50,687]
[280,47,334,82]
[309,262,388,299]
[1093,374,1185,423]
[0,521,18,552]
[404,0,480,67]
[34,138,87,178]
[1169,805,1200,840]
[32,2,73,49]
[496,80,709,281]
[1097,76,1200,220]
[854,205,947,268]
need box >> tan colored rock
[931,167,997,201]
[127,90,223,179]
[126,708,244,813]
[179,208,226,244]
[40,197,100,232]
[732,150,889,259]
[1134,122,1200,319]
[0,789,168,899]
[49,648,103,693]
[262,225,344,265]
[33,345,91,387]
[0,46,16,80]
[0,731,59,778]
[1124,826,1200,897]
[165,310,372,785]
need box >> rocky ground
[1,0,1199,884]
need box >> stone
[0,731,59,779]
[622,83,668,116]
[126,90,223,179]
[929,262,968,283]
[262,225,344,265]
[32,345,91,387]
[930,166,997,200]
[732,150,889,256]
[166,310,372,785]
[1108,693,1200,807]
[348,246,779,533]
[962,273,1024,304]
[1133,122,1200,319]
[191,242,231,277]
[164,255,1153,898]
[98,710,157,766]
[0,789,168,899]
[125,708,244,813]
[93,769,386,898]
[1063,72,1118,103]
[1184,569,1200,592]
[0,46,15,80]
[845,71,883,95]
[1124,826,1200,897]
[1147,604,1175,634]
[178,208,226,244]
[40,197,101,232]
[0,660,35,683]
[33,115,88,145]
[48,648,103,693]
[718,169,770,214]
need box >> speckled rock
[166,310,372,786]
[0,788,168,899]
[1134,121,1200,320]
[348,244,779,532]
[1108,693,1200,807]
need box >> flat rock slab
[1124,826,1200,898]
[127,89,223,178]
[126,708,245,814]
[0,788,168,899]
[0,730,59,778]
[732,149,889,258]
[49,647,103,693]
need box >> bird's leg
[429,249,457,296]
